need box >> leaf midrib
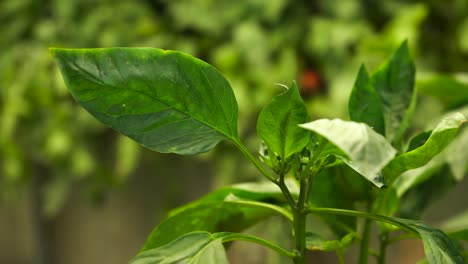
[63,53,238,141]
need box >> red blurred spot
[300,69,324,98]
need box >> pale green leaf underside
[130,232,228,264]
[51,48,238,155]
[257,81,310,159]
[300,119,397,187]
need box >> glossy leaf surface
[300,119,397,187]
[257,81,310,159]
[348,65,385,135]
[131,232,228,264]
[371,41,416,143]
[51,48,239,155]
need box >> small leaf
[348,65,385,135]
[306,232,355,252]
[385,113,467,183]
[371,41,416,143]
[300,119,397,187]
[51,48,239,155]
[130,232,228,264]
[257,81,310,160]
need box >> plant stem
[306,208,418,235]
[233,140,276,182]
[358,218,372,264]
[292,177,309,264]
[378,234,388,264]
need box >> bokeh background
[1,0,468,263]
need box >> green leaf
[446,126,468,181]
[442,209,468,242]
[348,65,385,135]
[130,232,228,264]
[308,208,466,264]
[132,231,295,263]
[417,73,468,109]
[170,179,299,216]
[410,221,466,264]
[385,113,467,183]
[299,119,397,187]
[140,182,296,252]
[448,230,468,241]
[305,232,355,252]
[370,41,416,143]
[257,81,310,160]
[309,166,373,237]
[50,48,239,155]
[399,165,456,219]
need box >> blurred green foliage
[1,0,468,223]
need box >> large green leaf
[257,81,310,160]
[370,41,416,143]
[308,208,466,264]
[385,112,466,184]
[348,65,385,135]
[130,232,228,264]
[51,48,239,155]
[299,119,397,187]
[141,181,296,251]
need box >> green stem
[222,233,296,258]
[278,172,297,210]
[292,177,309,264]
[233,140,276,182]
[378,234,388,264]
[337,249,345,264]
[358,218,372,264]
[306,208,418,235]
